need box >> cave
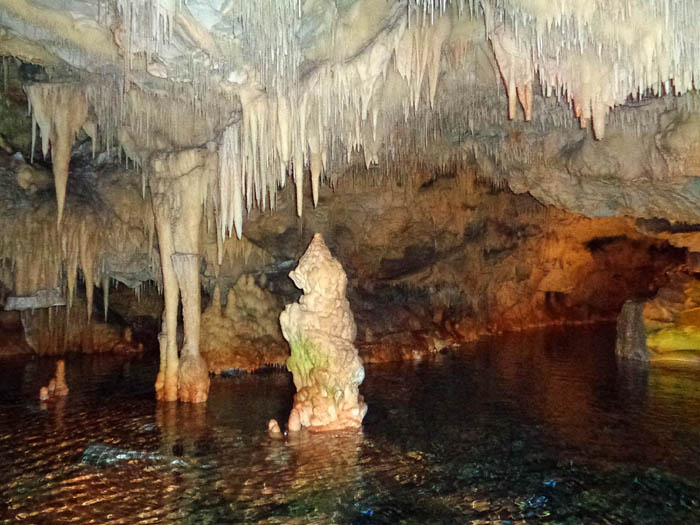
[1,1,700,522]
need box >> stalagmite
[39,386,49,402]
[39,359,69,400]
[54,359,69,396]
[172,253,209,403]
[279,234,367,432]
[152,192,183,402]
[154,332,168,399]
[267,418,282,437]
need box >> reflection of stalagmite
[150,148,214,403]
[280,233,366,431]
[258,430,362,516]
[156,402,208,457]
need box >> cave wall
[231,165,684,363]
[0,0,697,378]
[0,122,684,364]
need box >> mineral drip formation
[279,233,367,432]
[25,83,88,227]
[151,147,215,403]
[8,1,700,243]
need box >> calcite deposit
[1,1,700,404]
[150,148,215,403]
[280,234,367,432]
[40,359,69,401]
[200,277,287,373]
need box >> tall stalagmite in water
[280,233,367,431]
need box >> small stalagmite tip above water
[40,359,69,401]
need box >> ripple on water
[1,326,700,523]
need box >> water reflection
[1,326,700,523]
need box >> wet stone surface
[1,325,699,523]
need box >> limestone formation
[172,253,209,404]
[200,277,287,373]
[640,271,700,367]
[54,359,68,396]
[2,2,700,403]
[20,297,140,355]
[267,419,282,437]
[614,270,700,367]
[150,147,216,403]
[280,233,367,432]
[3,1,700,241]
[40,359,69,401]
[615,301,650,362]
[25,83,88,227]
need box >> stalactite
[79,220,95,323]
[103,274,109,322]
[25,84,89,226]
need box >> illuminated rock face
[616,270,700,368]
[280,234,367,432]
[641,272,700,367]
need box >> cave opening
[1,2,700,522]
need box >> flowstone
[279,233,367,432]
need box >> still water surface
[1,325,700,523]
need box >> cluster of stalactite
[7,0,700,408]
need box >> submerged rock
[280,233,367,432]
[267,418,282,437]
[81,444,164,467]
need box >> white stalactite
[25,84,89,227]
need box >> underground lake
[1,324,699,524]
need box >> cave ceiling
[1,0,700,232]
